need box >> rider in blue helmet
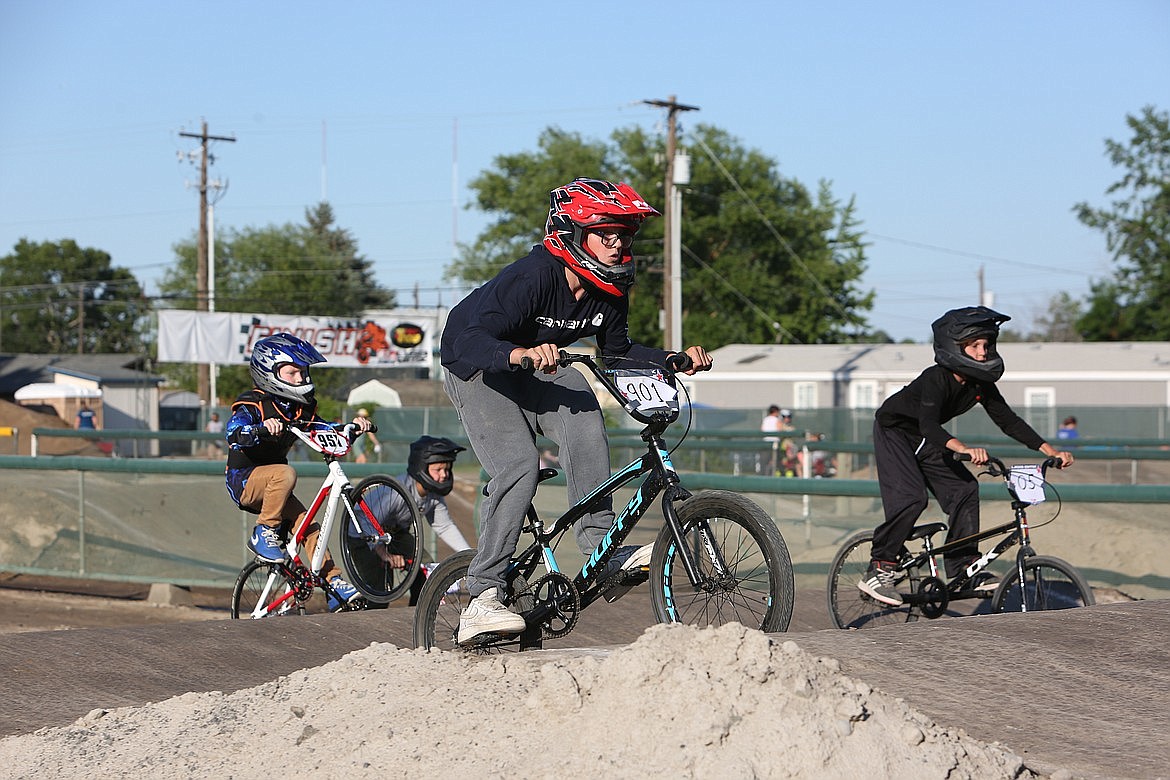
[224,332,374,611]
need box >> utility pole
[643,96,699,351]
[179,121,235,405]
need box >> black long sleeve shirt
[875,364,1046,451]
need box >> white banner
[158,310,436,368]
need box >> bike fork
[660,485,724,589]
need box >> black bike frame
[503,355,710,622]
[901,462,1042,598]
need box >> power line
[692,135,864,332]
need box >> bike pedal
[456,631,513,649]
[600,568,649,603]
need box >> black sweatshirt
[441,246,668,380]
[875,364,1046,451]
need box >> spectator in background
[352,408,383,463]
[759,405,783,474]
[75,402,98,431]
[1057,416,1079,440]
[205,411,225,458]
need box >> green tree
[160,202,394,400]
[1031,292,1084,342]
[162,202,393,315]
[1074,106,1170,340]
[0,238,148,353]
[448,125,872,349]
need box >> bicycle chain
[520,572,581,639]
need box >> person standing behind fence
[205,412,225,458]
[352,408,383,463]
[75,402,98,431]
[760,405,782,474]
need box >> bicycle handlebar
[519,349,693,374]
[951,452,1063,477]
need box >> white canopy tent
[345,379,402,409]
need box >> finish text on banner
[158,310,435,367]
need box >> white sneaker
[457,587,526,645]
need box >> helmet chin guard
[931,306,1011,383]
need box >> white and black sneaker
[457,587,526,645]
[969,571,1001,593]
[858,561,904,606]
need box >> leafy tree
[160,202,394,400]
[1030,292,1084,342]
[161,202,393,315]
[0,238,148,353]
[449,125,872,349]
[1074,106,1170,340]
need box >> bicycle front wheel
[649,490,794,633]
[991,554,1095,613]
[827,530,921,629]
[231,560,306,619]
[333,475,423,604]
[412,549,541,653]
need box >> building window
[1024,386,1056,437]
[850,381,878,410]
[794,382,817,409]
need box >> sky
[2,0,1167,343]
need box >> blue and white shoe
[247,525,285,563]
[326,576,360,611]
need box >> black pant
[870,421,980,578]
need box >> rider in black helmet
[858,307,1075,607]
[402,436,469,549]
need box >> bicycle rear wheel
[649,490,794,633]
[333,475,423,604]
[827,530,921,629]
[231,560,307,619]
[412,549,541,653]
[991,554,1095,612]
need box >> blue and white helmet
[249,333,325,403]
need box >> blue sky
[2,1,1167,343]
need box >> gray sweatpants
[444,366,613,597]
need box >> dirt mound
[0,399,106,457]
[0,623,1041,779]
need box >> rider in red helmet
[440,177,712,645]
[543,178,660,297]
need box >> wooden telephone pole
[179,121,235,405]
[643,96,699,351]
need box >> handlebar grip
[666,352,694,373]
[519,356,534,371]
[951,452,972,461]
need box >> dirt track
[1,580,1167,779]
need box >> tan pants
[240,464,337,580]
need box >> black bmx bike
[827,454,1095,630]
[413,351,795,652]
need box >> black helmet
[931,306,1011,383]
[408,436,465,496]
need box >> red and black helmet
[542,178,660,297]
